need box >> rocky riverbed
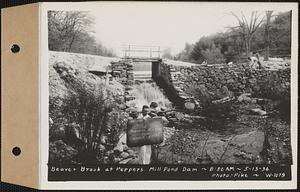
[103,95,291,165]
[48,51,292,166]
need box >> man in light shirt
[137,105,152,164]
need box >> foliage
[187,36,225,64]
[49,81,126,164]
[175,11,291,64]
[175,43,194,62]
[230,11,265,57]
[105,111,129,149]
[251,11,291,58]
[200,44,226,64]
[269,11,291,56]
[62,86,111,151]
[190,36,213,63]
[48,11,116,57]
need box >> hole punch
[11,44,20,53]
[12,147,21,156]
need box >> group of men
[129,102,168,164]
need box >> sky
[90,2,239,56]
[57,2,292,57]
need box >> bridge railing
[122,45,166,59]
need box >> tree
[221,31,244,62]
[189,36,226,64]
[48,11,94,52]
[174,11,291,63]
[48,11,116,57]
[190,36,214,63]
[243,11,291,59]
[230,11,265,57]
[269,11,291,57]
[175,43,194,61]
[201,43,225,64]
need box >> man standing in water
[137,105,152,164]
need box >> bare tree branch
[229,11,266,56]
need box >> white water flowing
[128,83,172,111]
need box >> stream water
[128,82,172,110]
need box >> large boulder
[205,130,265,164]
[250,108,267,116]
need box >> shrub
[105,111,129,149]
[49,81,126,164]
[201,45,226,64]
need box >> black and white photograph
[46,2,296,183]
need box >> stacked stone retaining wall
[155,62,290,109]
[111,60,136,103]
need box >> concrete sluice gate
[133,61,152,81]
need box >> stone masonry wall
[153,62,186,108]
[112,60,290,110]
[159,62,290,109]
[111,60,136,104]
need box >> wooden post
[264,11,273,61]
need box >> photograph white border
[39,2,298,190]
